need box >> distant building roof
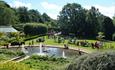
[0,26,18,32]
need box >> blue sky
[4,0,115,19]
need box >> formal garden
[0,0,115,70]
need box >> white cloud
[47,13,58,19]
[10,1,32,9]
[41,2,62,19]
[41,2,61,11]
[84,5,115,18]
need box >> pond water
[23,46,84,58]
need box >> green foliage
[0,32,5,37]
[58,3,86,37]
[0,49,25,56]
[13,24,25,31]
[36,37,45,42]
[85,7,100,38]
[0,1,18,25]
[112,15,115,26]
[58,3,114,40]
[16,7,29,23]
[30,55,68,62]
[67,51,115,70]
[0,49,25,62]
[68,38,77,44]
[96,32,105,41]
[42,13,51,22]
[28,9,43,23]
[54,36,65,43]
[102,17,114,40]
[0,61,30,70]
[22,55,69,70]
[24,23,48,35]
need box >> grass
[0,48,25,62]
[21,55,74,70]
[0,61,30,70]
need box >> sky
[3,0,115,19]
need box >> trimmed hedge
[67,50,115,70]
[24,23,48,35]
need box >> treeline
[0,1,57,27]
[58,3,115,40]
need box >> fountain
[39,43,43,53]
[62,50,66,58]
[22,45,28,54]
[37,43,46,56]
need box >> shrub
[0,49,25,57]
[24,23,48,35]
[30,55,68,62]
[0,61,30,70]
[36,37,45,42]
[66,50,115,70]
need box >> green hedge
[24,23,48,35]
[67,50,115,70]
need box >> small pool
[22,46,84,58]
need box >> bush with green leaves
[24,23,48,35]
[30,55,68,62]
[0,61,30,70]
[54,36,65,43]
[0,49,25,62]
[67,50,115,70]
[22,55,69,70]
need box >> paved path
[15,56,30,62]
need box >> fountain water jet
[62,50,66,58]
[37,43,46,56]
[22,45,28,54]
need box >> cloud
[41,2,62,19]
[47,13,58,19]
[84,5,115,18]
[41,2,61,11]
[9,1,32,9]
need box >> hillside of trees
[0,1,115,40]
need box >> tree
[58,3,86,36]
[28,9,43,23]
[113,15,115,26]
[103,16,114,40]
[85,7,100,38]
[0,1,18,25]
[42,13,51,22]
[16,7,29,23]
